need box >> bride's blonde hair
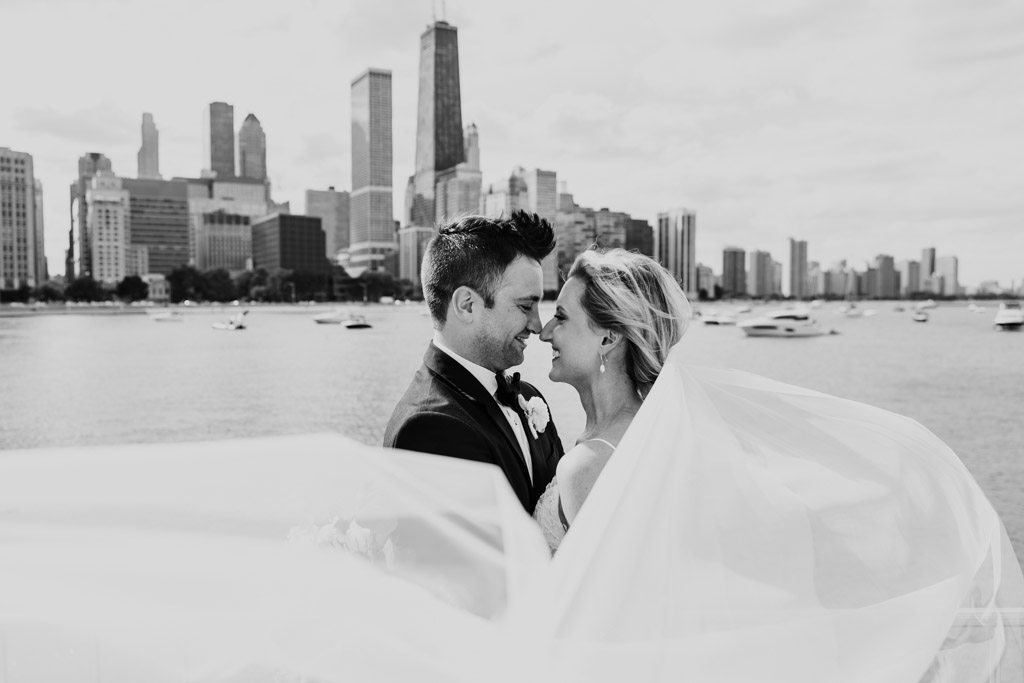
[567,248,691,393]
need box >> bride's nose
[539,318,555,342]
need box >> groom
[384,211,564,514]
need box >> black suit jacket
[383,343,564,513]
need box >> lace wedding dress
[533,478,566,553]
[1,342,1021,682]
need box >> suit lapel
[423,344,533,484]
[512,398,547,489]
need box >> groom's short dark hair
[422,211,556,326]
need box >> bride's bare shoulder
[557,440,615,521]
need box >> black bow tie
[494,372,522,409]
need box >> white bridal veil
[1,343,1021,682]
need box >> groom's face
[471,255,544,372]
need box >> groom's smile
[472,255,544,372]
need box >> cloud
[14,103,134,148]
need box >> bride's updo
[567,248,691,391]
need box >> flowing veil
[1,343,1021,682]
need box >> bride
[1,250,1021,682]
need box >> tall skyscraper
[920,247,936,291]
[747,250,773,297]
[349,68,394,271]
[33,179,46,283]
[936,255,959,296]
[789,238,807,299]
[85,171,129,285]
[0,147,38,288]
[238,114,267,182]
[306,187,350,261]
[406,20,464,229]
[873,254,897,299]
[898,260,920,297]
[434,123,482,221]
[69,152,113,279]
[722,247,746,297]
[205,102,235,178]
[655,209,697,297]
[137,113,161,180]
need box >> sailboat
[213,310,248,331]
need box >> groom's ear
[450,286,477,322]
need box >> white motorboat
[312,310,348,325]
[912,311,929,323]
[702,311,738,326]
[344,315,371,329]
[213,311,248,331]
[917,299,938,310]
[993,301,1023,331]
[738,309,832,338]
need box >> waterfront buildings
[920,247,936,292]
[722,247,746,297]
[0,147,39,288]
[33,179,45,283]
[434,123,482,222]
[626,219,654,258]
[84,171,130,284]
[70,152,113,278]
[251,213,327,274]
[898,260,920,297]
[121,178,190,276]
[238,114,267,182]
[184,176,269,271]
[936,255,959,296]
[137,113,161,180]
[655,209,697,297]
[205,102,235,178]
[789,238,807,299]
[747,250,773,298]
[871,254,898,299]
[306,187,350,261]
[349,68,395,272]
[696,263,715,297]
[398,226,434,286]
[406,20,464,230]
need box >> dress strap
[557,496,570,532]
[586,438,617,451]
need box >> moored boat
[993,301,1023,331]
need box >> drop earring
[599,352,606,374]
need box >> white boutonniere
[518,395,550,438]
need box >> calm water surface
[2,302,1022,555]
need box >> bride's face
[540,278,604,385]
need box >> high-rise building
[349,68,394,271]
[434,123,482,221]
[655,209,697,297]
[183,176,269,269]
[0,147,38,288]
[626,219,654,258]
[121,178,190,276]
[521,169,558,292]
[205,102,235,178]
[306,187,350,261]
[33,179,46,283]
[722,247,746,297]
[898,260,920,297]
[696,264,715,298]
[920,247,936,291]
[936,255,959,296]
[788,238,807,299]
[873,254,897,299]
[238,114,267,182]
[747,250,773,297]
[137,113,161,180]
[85,171,129,285]
[70,152,113,278]
[398,226,435,286]
[772,260,783,296]
[251,213,327,274]
[406,20,464,229]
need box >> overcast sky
[2,0,1022,287]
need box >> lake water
[2,301,1022,558]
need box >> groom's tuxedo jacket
[384,343,564,514]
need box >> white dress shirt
[432,336,533,481]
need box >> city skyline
[2,0,1022,288]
